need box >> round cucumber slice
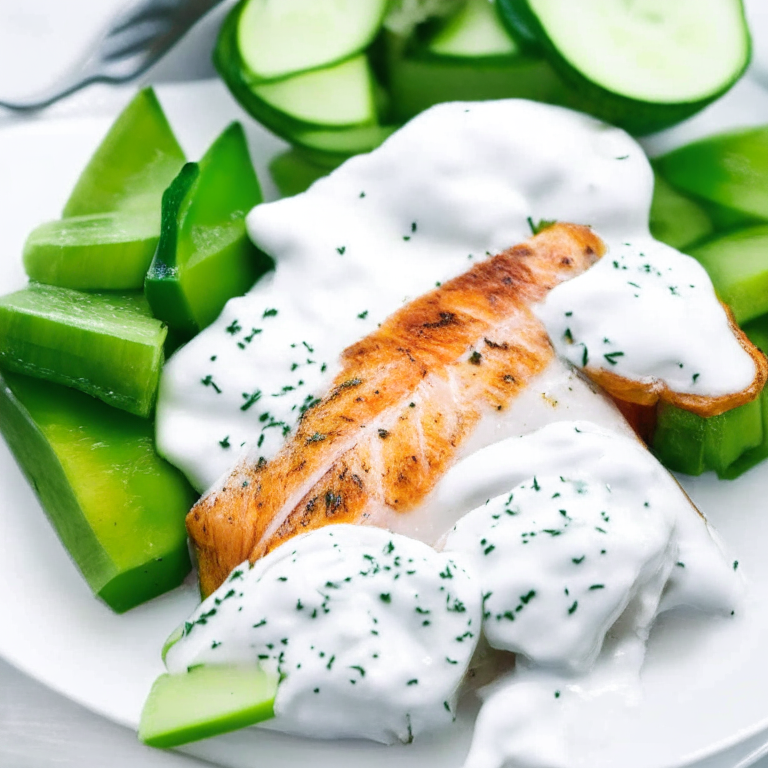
[237,0,388,82]
[500,0,751,134]
[216,3,391,163]
[427,0,518,59]
[252,55,377,128]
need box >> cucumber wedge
[63,88,185,217]
[252,55,377,128]
[0,285,166,417]
[23,212,159,291]
[145,123,270,336]
[655,126,768,225]
[649,173,714,252]
[0,370,194,612]
[428,0,518,59]
[498,0,751,134]
[237,0,387,83]
[688,226,768,325]
[720,318,768,479]
[139,665,277,748]
[653,396,762,477]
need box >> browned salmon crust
[188,223,605,596]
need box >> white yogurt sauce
[163,421,740,762]
[156,99,751,492]
[441,421,742,768]
[164,525,481,744]
[535,236,755,396]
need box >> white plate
[3,78,768,768]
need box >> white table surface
[2,2,768,767]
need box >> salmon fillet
[188,223,605,596]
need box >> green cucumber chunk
[145,123,269,335]
[427,0,518,59]
[0,285,166,417]
[656,127,768,225]
[502,0,751,134]
[652,397,762,477]
[720,318,768,479]
[0,370,194,612]
[269,150,337,197]
[64,88,185,218]
[237,0,387,82]
[687,226,768,325]
[387,45,563,123]
[251,55,377,128]
[23,212,159,291]
[649,173,714,252]
[139,665,277,748]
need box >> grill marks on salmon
[188,223,605,596]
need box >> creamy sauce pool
[156,99,753,492]
[164,422,741,764]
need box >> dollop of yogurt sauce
[156,99,754,492]
[164,421,741,763]
[165,525,481,744]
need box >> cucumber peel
[497,0,751,134]
[0,370,194,612]
[23,212,159,291]
[145,122,269,336]
[0,285,166,418]
[139,665,277,748]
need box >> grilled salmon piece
[188,223,604,596]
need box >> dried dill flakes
[357,310,369,319]
[201,374,221,394]
[225,319,241,335]
[469,351,482,365]
[603,351,624,365]
[306,432,327,444]
[218,436,231,449]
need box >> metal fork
[0,0,225,111]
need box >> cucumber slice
[655,127,768,225]
[63,88,185,217]
[652,396,763,477]
[428,0,518,59]
[252,55,377,128]
[0,285,166,417]
[720,318,768,479]
[688,226,768,325]
[139,665,277,748]
[23,212,159,291]
[0,370,194,612]
[145,123,269,336]
[500,0,751,134]
[649,173,714,252]
[237,0,387,83]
